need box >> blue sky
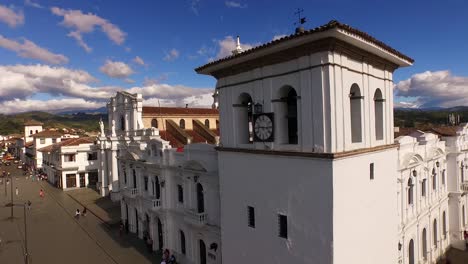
[0,0,468,113]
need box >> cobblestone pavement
[0,163,161,264]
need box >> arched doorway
[145,213,150,238]
[199,239,207,264]
[135,208,139,234]
[157,218,163,250]
[408,239,415,264]
[155,176,161,199]
[197,183,205,213]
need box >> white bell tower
[196,20,413,264]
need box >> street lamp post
[10,174,14,218]
[23,203,29,264]
[5,202,30,264]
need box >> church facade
[98,21,468,264]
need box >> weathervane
[294,8,306,34]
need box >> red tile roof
[38,137,95,152]
[24,120,43,126]
[25,141,34,148]
[195,20,414,73]
[143,106,218,116]
[31,130,63,138]
[429,126,459,137]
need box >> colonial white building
[39,137,99,190]
[98,20,468,264]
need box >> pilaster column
[111,149,119,192]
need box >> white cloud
[395,70,468,108]
[214,36,256,59]
[143,92,214,108]
[163,49,180,61]
[99,60,134,78]
[272,34,287,41]
[24,0,43,9]
[0,98,105,114]
[51,7,126,52]
[225,1,247,8]
[124,78,135,84]
[0,64,214,114]
[0,35,68,64]
[0,5,24,27]
[143,74,169,86]
[0,64,118,101]
[133,56,145,66]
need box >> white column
[75,172,80,188]
[61,172,67,189]
[111,149,119,192]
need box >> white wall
[218,151,333,264]
[333,148,397,264]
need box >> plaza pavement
[0,164,161,264]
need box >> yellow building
[142,106,219,148]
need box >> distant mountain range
[1,105,467,136]
[0,111,107,136]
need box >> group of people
[75,207,87,219]
[161,248,176,264]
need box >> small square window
[40,138,45,144]
[278,214,287,238]
[248,206,255,228]
[370,163,374,180]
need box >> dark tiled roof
[25,141,34,147]
[24,120,43,126]
[195,20,414,73]
[31,130,63,138]
[143,106,218,116]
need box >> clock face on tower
[253,113,274,142]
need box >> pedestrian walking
[464,230,468,251]
[146,237,153,253]
[75,209,80,219]
[27,200,31,210]
[119,222,124,237]
[15,187,18,196]
[82,207,87,216]
[39,189,44,198]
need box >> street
[0,162,160,264]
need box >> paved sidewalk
[66,188,121,226]
[0,165,161,264]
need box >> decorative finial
[294,8,306,34]
[232,35,243,55]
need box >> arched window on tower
[30,130,33,135]
[422,228,427,260]
[151,119,158,128]
[234,93,253,144]
[408,178,414,205]
[204,119,210,128]
[433,219,438,248]
[374,89,384,140]
[432,168,437,190]
[179,119,185,129]
[461,162,465,183]
[442,211,447,239]
[120,115,125,131]
[350,84,363,143]
[276,86,298,144]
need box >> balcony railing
[123,188,138,198]
[461,181,468,193]
[152,199,161,210]
[184,210,207,226]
